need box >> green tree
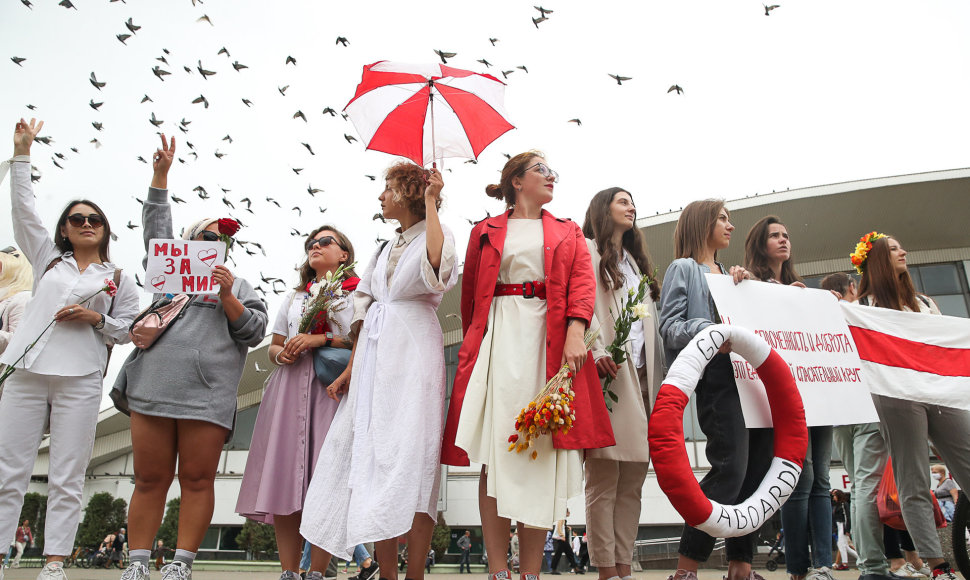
[75,492,128,547]
[235,519,277,560]
[19,492,47,550]
[431,512,451,559]
[156,497,181,548]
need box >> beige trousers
[583,458,649,567]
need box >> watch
[94,314,106,330]
[324,332,334,347]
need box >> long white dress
[454,219,583,529]
[300,223,457,559]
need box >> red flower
[218,218,241,237]
[508,434,518,443]
[103,278,118,298]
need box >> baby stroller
[763,532,786,572]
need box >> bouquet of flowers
[601,272,656,411]
[298,261,356,335]
[0,278,118,387]
[508,328,600,460]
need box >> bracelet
[274,350,284,365]
[93,313,106,330]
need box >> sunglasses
[66,213,105,228]
[1,246,20,257]
[306,236,343,252]
[526,162,559,183]
[199,231,220,242]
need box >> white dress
[300,224,457,559]
[454,219,583,528]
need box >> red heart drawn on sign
[151,275,166,290]
[198,248,218,267]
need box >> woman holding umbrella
[300,162,457,580]
[441,151,614,580]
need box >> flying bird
[126,220,138,230]
[477,59,492,68]
[192,95,209,108]
[285,56,297,66]
[135,274,143,288]
[214,150,227,159]
[25,104,36,110]
[265,197,280,208]
[372,213,386,223]
[302,142,315,155]
[517,65,529,73]
[568,118,582,126]
[764,4,780,15]
[197,14,213,25]
[20,0,32,9]
[90,138,102,148]
[364,175,376,181]
[322,107,336,116]
[34,136,52,145]
[434,49,457,64]
[667,84,684,94]
[335,36,349,46]
[125,17,140,34]
[58,0,76,9]
[344,134,358,144]
[608,74,632,85]
[197,61,216,79]
[183,66,192,74]
[532,16,548,28]
[92,122,103,131]
[232,61,248,72]
[52,158,64,169]
[291,206,302,217]
[193,185,209,199]
[501,70,514,79]
[90,72,106,90]
[10,57,26,66]
[241,98,253,107]
[307,184,322,196]
[278,85,289,96]
[116,34,131,45]
[222,135,233,143]
[534,5,554,16]
[151,66,170,81]
[149,112,163,127]
[89,100,103,110]
[217,47,230,57]
[293,110,307,122]
[292,167,303,174]
[489,38,499,46]
[171,195,186,204]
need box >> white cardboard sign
[705,275,879,428]
[145,239,226,294]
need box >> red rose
[218,218,240,237]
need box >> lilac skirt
[236,352,341,523]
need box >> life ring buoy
[648,324,808,538]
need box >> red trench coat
[441,209,616,466]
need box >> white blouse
[272,289,356,340]
[0,156,139,376]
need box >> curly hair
[385,161,439,218]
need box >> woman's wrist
[150,174,168,189]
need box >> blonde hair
[0,249,34,300]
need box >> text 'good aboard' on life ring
[647,324,808,538]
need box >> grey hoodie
[111,187,268,431]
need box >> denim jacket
[658,257,727,366]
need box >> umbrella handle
[429,79,437,168]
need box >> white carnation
[631,303,651,320]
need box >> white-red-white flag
[841,302,970,410]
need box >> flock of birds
[8,1,783,299]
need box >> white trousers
[0,369,102,556]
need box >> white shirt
[0,156,139,376]
[273,289,355,340]
[619,252,646,368]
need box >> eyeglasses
[199,231,220,242]
[525,162,559,183]
[306,236,343,252]
[66,213,105,228]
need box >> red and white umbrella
[344,61,515,167]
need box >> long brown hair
[55,200,112,262]
[582,187,660,301]
[485,150,543,208]
[857,236,919,311]
[744,215,803,284]
[294,225,358,291]
[674,199,726,261]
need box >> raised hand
[424,167,444,203]
[13,118,44,156]
[151,133,176,189]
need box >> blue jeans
[543,550,553,572]
[301,541,312,572]
[353,544,372,567]
[781,425,834,575]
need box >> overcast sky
[2,0,968,404]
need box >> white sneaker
[894,563,927,578]
[916,564,931,578]
[36,561,68,580]
[121,561,152,580]
[159,561,191,580]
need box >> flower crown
[850,231,886,275]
